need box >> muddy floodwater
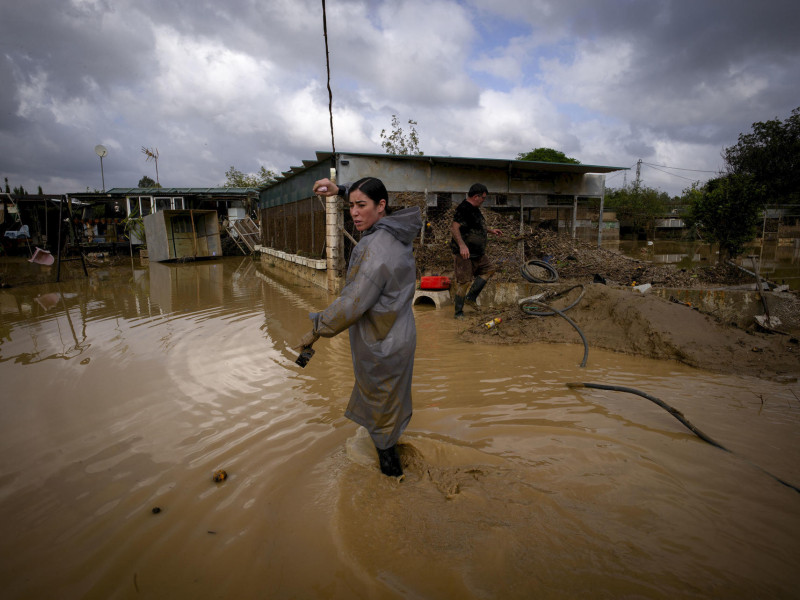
[609,239,800,290]
[1,257,799,599]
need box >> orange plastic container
[420,276,451,290]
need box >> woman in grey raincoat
[295,177,422,478]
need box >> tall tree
[223,166,277,188]
[516,147,580,164]
[380,115,423,155]
[684,174,763,261]
[682,106,799,262]
[723,106,800,203]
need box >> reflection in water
[606,239,800,289]
[0,257,798,598]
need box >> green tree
[723,106,800,203]
[681,107,799,262]
[516,147,580,164]
[380,115,423,155]
[605,185,669,235]
[138,175,159,188]
[684,174,763,261]
[223,166,277,188]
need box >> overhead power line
[641,161,718,174]
[643,163,700,183]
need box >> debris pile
[414,206,751,289]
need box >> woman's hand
[313,178,339,197]
[292,331,320,352]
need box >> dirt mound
[459,283,800,381]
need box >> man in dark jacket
[450,183,502,318]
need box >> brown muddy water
[608,239,800,290]
[1,257,799,599]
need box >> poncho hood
[368,206,422,245]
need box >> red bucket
[420,276,451,290]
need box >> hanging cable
[641,162,718,173]
[642,163,700,183]
[321,0,335,155]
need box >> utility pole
[634,158,642,191]
[94,145,108,192]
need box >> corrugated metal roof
[104,187,260,195]
[265,150,627,187]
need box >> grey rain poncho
[309,206,422,449]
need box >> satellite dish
[94,144,108,158]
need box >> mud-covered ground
[458,283,799,382]
[416,205,799,382]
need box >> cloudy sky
[1,0,798,197]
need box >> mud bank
[460,283,800,381]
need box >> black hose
[528,302,588,367]
[567,382,800,495]
[568,382,728,450]
[520,259,558,283]
[514,284,588,366]
[519,284,585,316]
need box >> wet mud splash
[335,424,799,599]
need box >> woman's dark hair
[350,177,391,213]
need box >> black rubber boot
[377,445,403,478]
[465,277,487,307]
[466,277,486,302]
[453,295,465,319]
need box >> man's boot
[464,277,487,310]
[454,294,465,319]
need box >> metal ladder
[55,195,88,282]
[225,216,260,255]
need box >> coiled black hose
[519,284,585,316]
[517,284,588,367]
[520,259,559,283]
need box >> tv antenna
[94,144,108,192]
[141,146,160,185]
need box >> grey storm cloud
[1,0,798,196]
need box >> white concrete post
[597,176,606,248]
[325,167,345,293]
[572,195,578,239]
